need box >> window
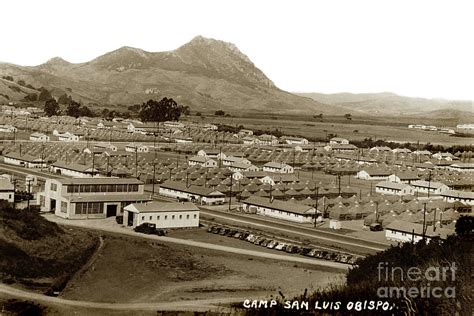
[50,183,57,191]
[172,215,175,220]
[157,216,160,220]
[74,202,103,215]
[149,216,152,220]
[40,196,45,206]
[142,216,145,220]
[179,215,182,219]
[165,215,168,220]
[186,214,189,219]
[193,214,197,219]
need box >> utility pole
[228,173,233,211]
[427,170,432,198]
[106,155,110,176]
[375,201,379,223]
[135,147,138,178]
[338,173,341,196]
[314,187,319,228]
[422,202,427,241]
[91,153,96,177]
[152,162,156,196]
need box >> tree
[139,98,186,122]
[17,79,26,86]
[215,110,225,116]
[456,215,473,236]
[38,88,52,102]
[313,113,323,120]
[344,113,352,120]
[22,93,37,102]
[196,112,202,116]
[66,100,82,118]
[79,106,94,117]
[58,94,72,105]
[44,99,59,116]
[101,108,110,118]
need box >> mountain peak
[44,57,70,65]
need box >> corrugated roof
[160,180,224,197]
[126,201,199,213]
[376,181,411,190]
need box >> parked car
[301,247,313,256]
[340,255,351,263]
[254,237,265,245]
[246,234,256,242]
[260,239,270,247]
[220,228,230,236]
[293,245,303,254]
[211,226,221,234]
[335,254,344,262]
[239,232,250,240]
[226,229,237,237]
[285,245,297,253]
[370,223,383,231]
[134,223,157,235]
[307,249,320,257]
[348,256,359,265]
[317,251,328,259]
[275,243,286,251]
[324,252,338,261]
[233,231,242,239]
[267,240,278,249]
[207,225,216,233]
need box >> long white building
[241,196,317,223]
[123,201,200,229]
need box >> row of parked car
[207,225,359,265]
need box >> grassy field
[60,232,343,304]
[186,114,473,146]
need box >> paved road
[0,284,239,312]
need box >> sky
[1,0,473,101]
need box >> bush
[214,110,225,116]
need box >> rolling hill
[296,92,473,116]
[0,36,336,114]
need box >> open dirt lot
[60,233,343,304]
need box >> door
[127,212,134,226]
[50,199,56,212]
[106,204,118,217]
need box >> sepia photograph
[0,1,472,315]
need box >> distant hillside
[296,92,473,116]
[0,36,337,114]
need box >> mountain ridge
[0,36,470,117]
